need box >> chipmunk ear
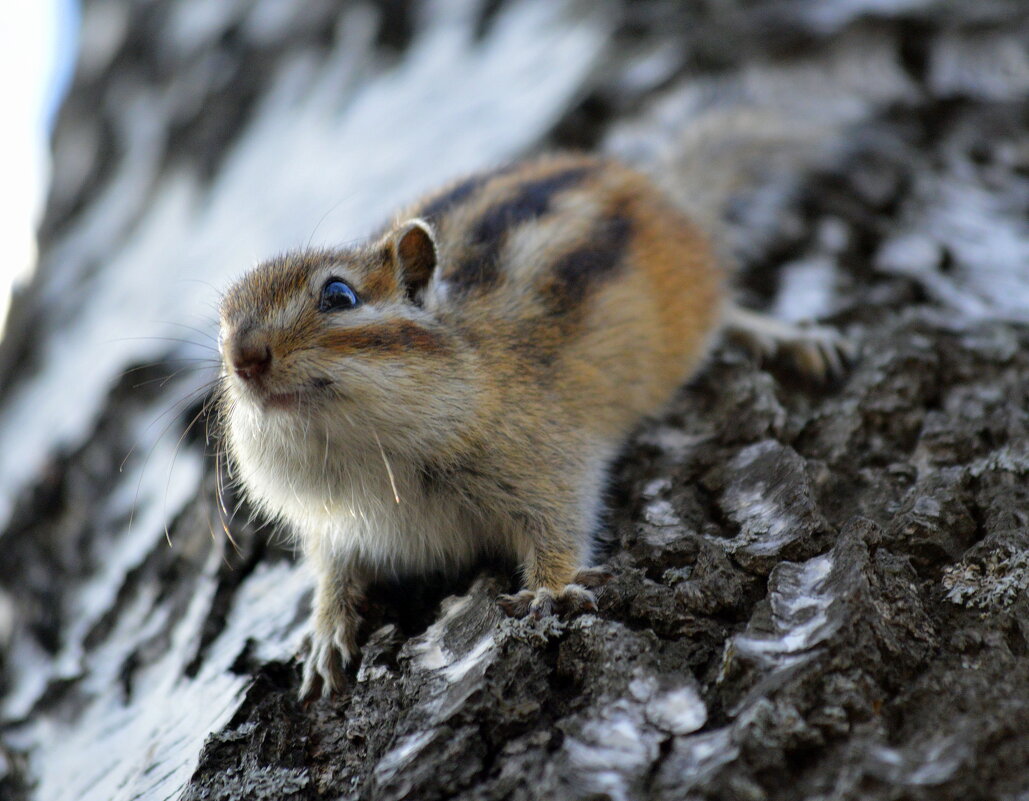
[392,218,437,303]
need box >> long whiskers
[117,358,219,382]
[209,397,242,556]
[131,363,219,391]
[161,320,220,345]
[120,375,221,473]
[161,381,226,548]
[122,317,245,554]
[107,335,220,354]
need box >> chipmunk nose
[230,341,272,381]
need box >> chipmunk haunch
[217,153,842,699]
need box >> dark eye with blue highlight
[319,278,360,312]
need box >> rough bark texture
[2,1,1029,800]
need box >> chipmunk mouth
[262,391,306,411]
[236,376,336,412]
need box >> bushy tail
[651,107,834,232]
[604,29,916,262]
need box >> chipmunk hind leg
[722,303,856,382]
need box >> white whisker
[373,430,401,505]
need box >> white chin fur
[225,390,488,578]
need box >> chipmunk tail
[605,34,914,263]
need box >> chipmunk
[217,152,849,699]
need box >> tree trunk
[2,1,1029,799]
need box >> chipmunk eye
[319,279,360,312]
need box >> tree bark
[2,2,1029,799]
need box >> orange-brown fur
[218,153,839,700]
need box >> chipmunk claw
[781,324,855,383]
[497,589,536,618]
[530,588,556,619]
[724,305,855,384]
[299,628,352,702]
[498,583,598,619]
[556,583,598,615]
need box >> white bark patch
[374,730,436,785]
[733,553,836,667]
[643,499,679,527]
[645,686,708,736]
[563,702,661,801]
[443,635,496,683]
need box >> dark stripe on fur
[449,166,592,291]
[544,211,633,314]
[319,322,447,355]
[418,175,489,222]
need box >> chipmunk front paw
[299,623,354,701]
[498,576,607,620]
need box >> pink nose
[230,343,272,381]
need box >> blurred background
[0,0,77,331]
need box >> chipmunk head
[217,218,471,516]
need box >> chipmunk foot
[724,305,856,383]
[299,622,354,701]
[498,568,611,619]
